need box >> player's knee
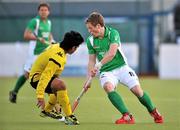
[51,79,66,91]
[103,82,115,93]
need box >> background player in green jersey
[85,11,163,124]
[9,2,53,103]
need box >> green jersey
[86,26,127,72]
[26,16,51,55]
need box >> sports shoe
[52,110,65,121]
[40,110,65,121]
[64,114,80,125]
[150,108,163,123]
[9,91,17,103]
[115,113,135,124]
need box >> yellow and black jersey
[29,43,66,98]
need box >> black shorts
[30,75,56,94]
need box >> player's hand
[90,69,98,77]
[90,62,102,77]
[37,37,47,44]
[37,98,45,110]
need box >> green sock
[13,75,27,93]
[108,91,129,114]
[138,92,155,113]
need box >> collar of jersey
[36,15,48,22]
[104,26,109,37]
[95,26,109,40]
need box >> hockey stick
[33,32,50,45]
[72,76,92,112]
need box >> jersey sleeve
[86,38,96,54]
[36,55,63,99]
[26,18,36,32]
[109,29,121,45]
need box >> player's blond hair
[85,11,104,27]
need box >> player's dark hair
[38,2,50,11]
[85,11,104,27]
[60,31,84,51]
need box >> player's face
[86,23,101,38]
[68,46,79,55]
[38,6,50,19]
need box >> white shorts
[99,65,140,89]
[24,41,37,72]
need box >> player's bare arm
[94,43,118,71]
[100,43,118,65]
[24,29,47,44]
[88,54,96,77]
[24,29,37,41]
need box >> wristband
[95,62,102,70]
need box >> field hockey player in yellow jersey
[29,31,84,125]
